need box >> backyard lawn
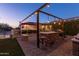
[0,38,24,56]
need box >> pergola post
[37,11,40,48]
[19,22,22,36]
[19,3,65,48]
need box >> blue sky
[0,3,79,27]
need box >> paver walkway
[48,37,73,56]
[17,34,73,56]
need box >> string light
[54,22,56,24]
[58,22,61,25]
[47,21,50,23]
[35,12,38,15]
[64,20,66,22]
[47,5,50,7]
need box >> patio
[17,3,75,56]
[17,33,73,56]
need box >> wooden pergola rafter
[39,10,64,20]
[20,3,49,23]
[20,3,64,48]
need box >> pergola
[19,3,65,48]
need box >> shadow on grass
[0,38,25,56]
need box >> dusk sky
[0,3,79,28]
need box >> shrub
[64,20,79,35]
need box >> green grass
[0,38,25,56]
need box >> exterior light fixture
[58,22,61,25]
[42,25,44,29]
[24,24,27,27]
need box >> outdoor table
[39,36,47,45]
[40,31,59,38]
[40,31,58,34]
[22,34,29,41]
[56,30,64,38]
[40,31,59,46]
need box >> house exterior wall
[20,23,53,32]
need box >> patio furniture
[56,29,65,39]
[40,31,59,47]
[22,34,29,41]
[40,36,47,45]
[44,36,55,47]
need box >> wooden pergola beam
[20,3,50,48]
[37,10,40,48]
[40,10,64,20]
[19,3,65,48]
[20,3,49,23]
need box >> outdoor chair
[41,34,55,47]
[44,37,55,47]
[47,33,64,45]
[39,32,64,47]
[39,36,47,45]
[21,34,29,41]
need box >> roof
[21,22,37,25]
[21,22,51,25]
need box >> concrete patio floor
[17,33,73,56]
